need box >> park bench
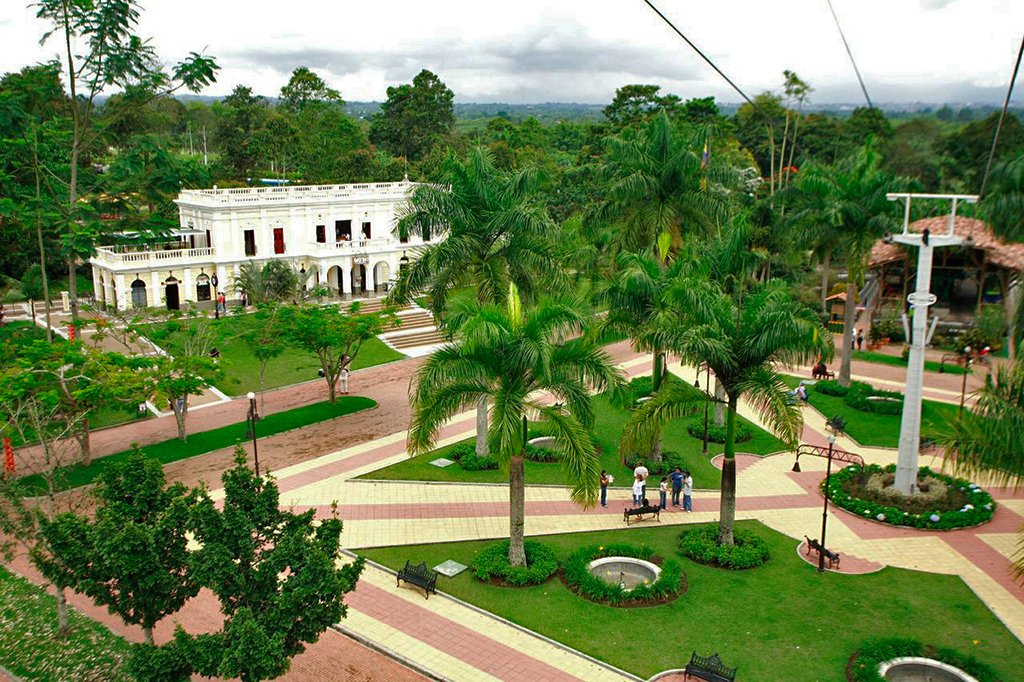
[684,651,737,682]
[804,535,841,569]
[623,503,661,525]
[396,560,438,599]
[825,415,846,436]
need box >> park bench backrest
[687,651,737,681]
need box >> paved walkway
[8,345,1024,681]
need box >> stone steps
[387,329,446,349]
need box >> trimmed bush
[628,375,654,402]
[827,463,995,530]
[471,540,558,586]
[449,443,500,471]
[814,380,849,397]
[623,452,687,477]
[849,637,997,682]
[563,543,685,606]
[679,525,769,569]
[524,444,558,463]
[843,381,903,415]
[686,418,752,444]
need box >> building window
[315,225,326,243]
[273,228,285,254]
[130,279,147,308]
[196,274,211,301]
[205,229,212,248]
[244,229,256,256]
[335,220,351,242]
[361,221,372,239]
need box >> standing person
[851,327,857,351]
[658,477,668,510]
[599,470,610,507]
[216,292,225,314]
[633,460,649,498]
[670,466,684,507]
[631,474,644,508]
[682,470,694,512]
[340,367,350,395]
[856,328,864,351]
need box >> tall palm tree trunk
[475,396,489,456]
[508,453,526,567]
[820,251,831,313]
[713,378,725,427]
[717,396,738,547]
[649,348,664,463]
[839,279,856,385]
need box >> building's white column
[341,261,352,295]
[91,266,102,302]
[364,261,375,292]
[183,267,193,307]
[151,271,161,308]
[115,273,127,310]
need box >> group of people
[599,462,693,512]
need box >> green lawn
[361,396,787,489]
[854,349,967,375]
[18,396,376,494]
[140,314,405,396]
[360,523,1024,681]
[783,376,958,448]
[0,567,132,680]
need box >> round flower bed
[678,525,769,569]
[563,543,685,606]
[471,540,558,586]
[826,464,995,530]
[847,637,997,681]
[814,380,904,415]
[686,418,752,444]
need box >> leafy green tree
[253,111,301,179]
[777,70,812,187]
[278,66,342,112]
[232,259,299,305]
[943,112,1024,191]
[242,303,286,413]
[282,303,395,403]
[881,117,946,189]
[734,92,786,187]
[979,154,1024,359]
[148,313,221,440]
[108,134,205,231]
[408,286,623,565]
[845,107,892,145]
[603,84,681,130]
[295,105,366,182]
[623,278,830,545]
[369,69,455,161]
[36,449,199,644]
[131,447,363,681]
[215,85,267,178]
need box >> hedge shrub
[523,444,558,463]
[813,380,904,415]
[629,375,654,402]
[678,525,770,569]
[827,463,995,530]
[623,452,688,477]
[563,543,685,606]
[848,637,997,682]
[686,418,752,444]
[471,540,559,586]
[815,380,849,397]
[449,443,499,471]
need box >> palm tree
[622,278,831,546]
[390,147,565,455]
[408,286,624,566]
[599,110,734,262]
[979,155,1024,360]
[787,144,903,385]
[232,260,300,305]
[944,361,1024,580]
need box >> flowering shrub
[471,540,558,586]
[563,543,684,606]
[678,525,769,569]
[826,464,995,530]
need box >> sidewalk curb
[347,551,644,682]
[330,623,448,682]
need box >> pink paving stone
[710,453,762,472]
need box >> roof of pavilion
[868,216,1024,272]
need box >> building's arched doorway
[326,265,342,294]
[164,276,180,311]
[130,279,147,308]
[373,261,391,292]
[351,264,366,294]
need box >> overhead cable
[825,0,874,109]
[979,33,1024,198]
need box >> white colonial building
[90,180,434,310]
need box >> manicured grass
[18,396,376,494]
[854,348,967,375]
[361,396,787,489]
[141,313,405,395]
[360,522,1024,681]
[783,376,958,448]
[0,567,132,680]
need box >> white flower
[876,513,886,522]
[929,513,941,522]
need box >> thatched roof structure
[869,216,1024,272]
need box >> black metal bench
[825,414,846,436]
[684,651,737,681]
[623,504,661,525]
[396,560,438,599]
[804,535,841,569]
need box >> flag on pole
[700,138,710,170]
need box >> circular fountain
[587,556,661,590]
[879,658,980,682]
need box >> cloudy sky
[1,0,1021,105]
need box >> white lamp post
[886,193,976,495]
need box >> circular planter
[587,556,662,590]
[564,543,685,607]
[878,657,979,682]
[527,436,558,449]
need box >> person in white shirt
[631,475,644,508]
[633,461,649,498]
[682,471,694,512]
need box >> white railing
[177,181,416,207]
[92,246,215,266]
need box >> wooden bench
[804,535,841,569]
[396,560,438,599]
[684,651,737,682]
[825,415,846,436]
[623,504,661,525]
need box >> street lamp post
[818,434,836,573]
[245,391,261,477]
[211,275,220,320]
[959,346,973,419]
[693,364,712,454]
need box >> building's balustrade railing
[92,246,215,266]
[309,238,422,254]
[178,181,416,207]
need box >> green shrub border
[686,418,752,444]
[678,524,770,569]
[847,637,997,682]
[471,540,559,587]
[813,380,904,415]
[449,443,499,471]
[563,543,685,606]
[826,464,996,530]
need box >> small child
[658,477,668,510]
[631,474,644,508]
